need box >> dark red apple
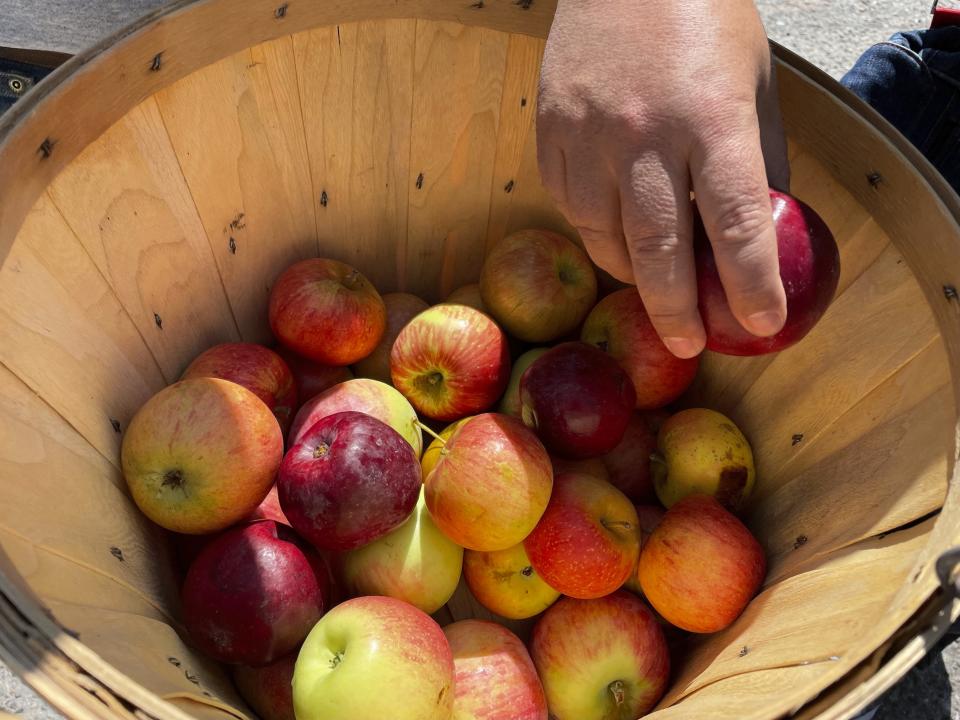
[519,342,635,459]
[695,189,840,355]
[233,652,297,720]
[278,411,421,551]
[274,345,354,408]
[601,411,668,504]
[181,521,326,665]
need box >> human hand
[537,0,790,358]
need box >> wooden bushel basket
[1,2,960,718]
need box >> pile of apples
[120,190,839,720]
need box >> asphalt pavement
[0,1,955,718]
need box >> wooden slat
[155,39,318,342]
[405,20,509,300]
[46,99,239,379]
[293,20,416,292]
[0,364,180,619]
[0,197,166,462]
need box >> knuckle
[708,200,773,251]
[626,233,684,265]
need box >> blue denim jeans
[842,26,960,193]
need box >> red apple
[275,345,353,407]
[233,652,297,720]
[519,342,635,459]
[581,288,699,409]
[622,504,665,596]
[181,342,297,434]
[444,620,548,720]
[426,413,553,551]
[182,521,326,665]
[639,494,766,633]
[498,347,549,418]
[391,304,510,421]
[550,455,610,483]
[445,283,488,313]
[289,378,422,456]
[293,596,454,720]
[353,292,430,383]
[480,229,597,342]
[530,592,669,720]
[524,473,639,599]
[601,410,668,504]
[696,189,840,355]
[269,258,386,365]
[247,484,290,525]
[121,378,283,535]
[279,411,421,551]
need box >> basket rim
[0,2,959,719]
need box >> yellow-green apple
[289,378,422,456]
[446,283,488,313]
[601,410,668,504]
[181,342,297,435]
[279,411,421,551]
[182,521,326,665]
[519,342,635,458]
[391,304,510,421]
[550,456,610,483]
[530,592,669,720]
[269,258,386,366]
[622,505,665,596]
[293,596,454,720]
[444,620,547,720]
[275,345,353,408]
[233,652,297,720]
[480,229,597,342]
[498,348,548,417]
[639,494,766,633]
[121,378,282,534]
[581,288,699,409]
[463,542,559,620]
[353,292,430,383]
[524,473,639,599]
[653,408,755,511]
[426,413,552,551]
[339,488,463,614]
[696,190,840,355]
[421,417,471,477]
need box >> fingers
[620,154,705,358]
[690,106,787,338]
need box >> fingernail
[746,310,786,337]
[663,337,701,359]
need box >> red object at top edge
[932,3,960,28]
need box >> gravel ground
[0,1,956,719]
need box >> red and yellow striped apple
[444,620,547,720]
[275,345,353,407]
[391,304,510,421]
[622,504,665,596]
[463,542,560,620]
[601,410,667,504]
[353,292,430,384]
[425,413,552,551]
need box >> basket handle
[936,545,960,596]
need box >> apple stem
[415,420,447,446]
[609,680,625,706]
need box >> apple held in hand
[121,378,283,534]
[181,342,297,434]
[499,347,549,418]
[639,494,766,633]
[293,596,454,720]
[480,229,597,342]
[182,521,326,665]
[445,283,488,313]
[444,620,548,720]
[653,408,755,511]
[530,592,669,720]
[289,378,422,456]
[601,410,667,504]
[269,258,386,366]
[520,342,635,459]
[233,652,297,720]
[391,304,510,421]
[275,346,353,407]
[696,189,840,355]
[353,292,430,384]
[463,542,560,620]
[279,411,421,552]
[339,488,463,614]
[426,413,553,551]
[524,473,639,599]
[581,288,699,409]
